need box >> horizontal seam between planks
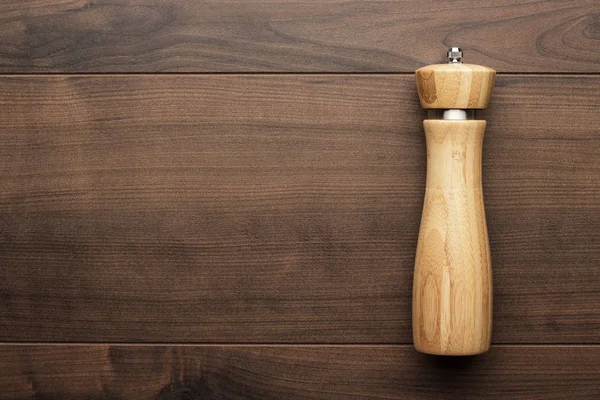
[0,72,599,77]
[1,342,600,347]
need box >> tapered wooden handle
[413,120,492,355]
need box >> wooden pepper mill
[413,48,495,355]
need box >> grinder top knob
[416,48,496,110]
[447,47,463,63]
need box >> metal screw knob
[447,47,463,64]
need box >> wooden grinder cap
[416,58,496,109]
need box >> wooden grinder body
[413,61,495,355]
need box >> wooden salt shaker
[413,48,495,355]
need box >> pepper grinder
[413,48,495,355]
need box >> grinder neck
[427,109,475,120]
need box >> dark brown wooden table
[0,1,599,398]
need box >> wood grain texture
[415,64,496,109]
[414,121,492,355]
[0,0,599,73]
[0,75,599,343]
[0,344,599,399]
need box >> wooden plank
[0,1,598,73]
[0,75,599,343]
[1,344,599,399]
